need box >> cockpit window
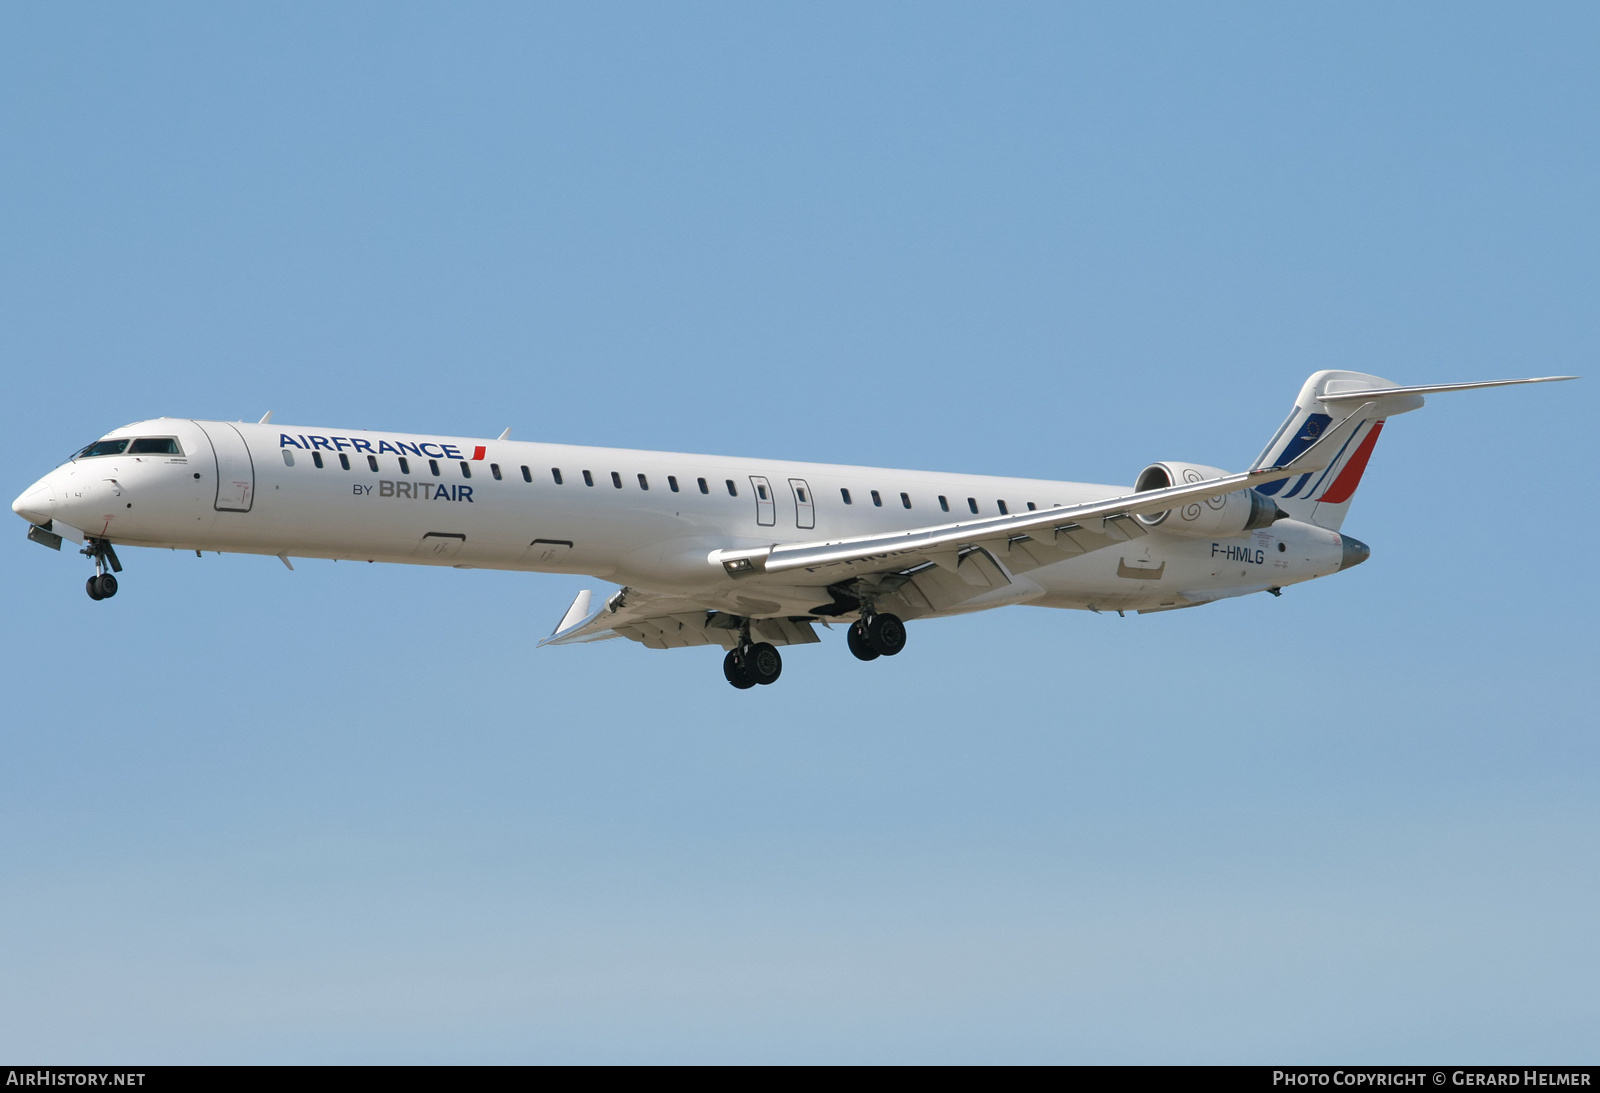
[75,439,130,458]
[128,437,182,455]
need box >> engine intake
[1134,461,1282,538]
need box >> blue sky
[1,2,1595,1063]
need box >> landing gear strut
[723,620,783,688]
[82,538,122,601]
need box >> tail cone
[1339,535,1371,570]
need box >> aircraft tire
[847,622,880,661]
[98,574,118,598]
[723,649,756,689]
[746,642,782,685]
[866,612,906,656]
[86,576,105,601]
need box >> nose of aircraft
[12,478,56,526]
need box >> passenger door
[749,476,775,527]
[788,478,815,529]
[195,421,255,513]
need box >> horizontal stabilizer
[1317,375,1577,403]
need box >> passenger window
[638,474,649,490]
[460,461,472,478]
[129,438,181,455]
[1026,502,1036,511]
[312,451,324,469]
[697,477,709,494]
[725,479,737,497]
[367,455,379,472]
[338,453,351,470]
[997,500,1009,515]
[429,459,441,476]
[797,488,807,502]
[841,488,852,504]
[871,490,882,507]
[545,467,556,484]
[583,470,594,486]
[756,483,768,500]
[282,450,295,467]
[491,463,502,480]
[900,492,911,509]
[76,439,130,458]
[399,457,410,475]
[938,495,949,512]
[967,497,978,514]
[668,476,680,492]
[611,472,622,488]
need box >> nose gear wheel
[81,539,124,601]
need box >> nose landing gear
[81,538,123,601]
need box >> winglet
[498,427,512,441]
[552,589,593,636]
[540,589,624,646]
[259,411,274,424]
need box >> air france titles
[280,434,476,503]
[279,433,465,460]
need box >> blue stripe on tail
[1256,412,1332,496]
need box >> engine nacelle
[1133,461,1281,538]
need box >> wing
[546,413,1364,646]
[540,586,821,650]
[710,429,1356,584]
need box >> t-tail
[1250,369,1577,531]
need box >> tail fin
[1251,369,1577,530]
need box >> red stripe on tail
[1316,421,1384,504]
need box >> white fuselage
[14,417,1351,618]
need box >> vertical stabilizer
[1250,371,1422,530]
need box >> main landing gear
[82,538,123,601]
[719,609,908,689]
[847,611,906,661]
[724,641,782,689]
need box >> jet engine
[1133,461,1282,538]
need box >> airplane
[11,369,1575,689]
